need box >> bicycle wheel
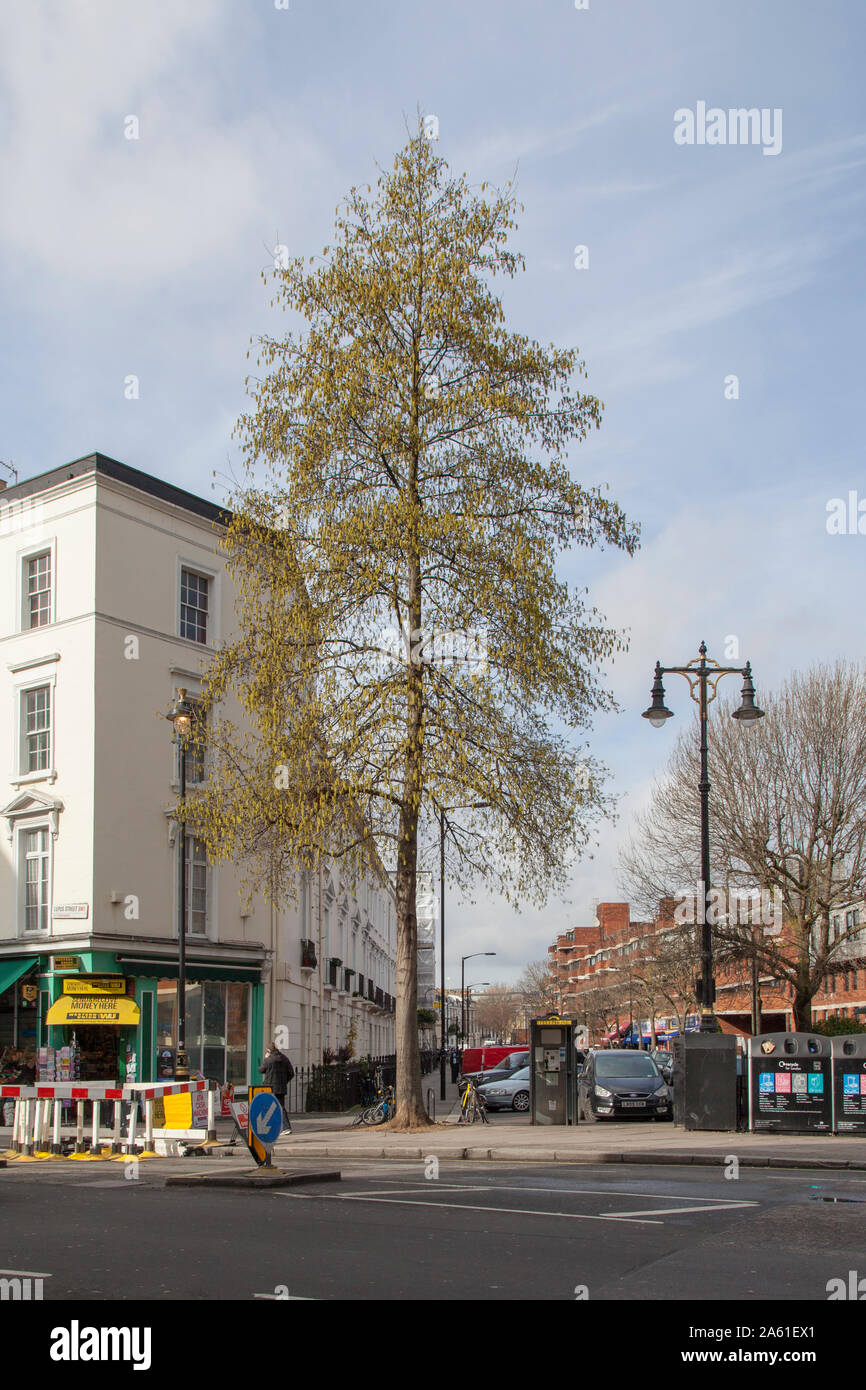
[364,1102,387,1125]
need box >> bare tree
[620,662,866,1030]
[515,959,559,1016]
[473,984,522,1040]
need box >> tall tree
[187,122,637,1126]
[620,663,866,1031]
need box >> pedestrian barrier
[1,1080,215,1160]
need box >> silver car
[477,1065,531,1113]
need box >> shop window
[156,978,248,1085]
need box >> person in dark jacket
[259,1042,295,1133]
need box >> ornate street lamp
[642,643,764,1032]
[166,686,196,1080]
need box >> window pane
[23,686,51,772]
[186,836,208,935]
[26,552,52,628]
[180,569,209,644]
[226,984,248,1084]
[184,983,202,1070]
[156,981,178,1048]
[202,977,226,1083]
[23,828,49,932]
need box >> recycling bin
[747,1032,832,1132]
[832,1034,866,1134]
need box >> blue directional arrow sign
[248,1090,284,1149]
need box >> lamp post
[166,687,196,1081]
[437,802,490,1100]
[642,642,764,1033]
[461,952,496,1043]
[464,982,490,1046]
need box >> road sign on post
[246,1086,283,1167]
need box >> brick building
[549,898,866,1045]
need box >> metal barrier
[1,1080,214,1160]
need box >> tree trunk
[390,534,431,1128]
[792,979,813,1032]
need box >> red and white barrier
[3,1079,217,1158]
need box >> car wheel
[512,1091,530,1113]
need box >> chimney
[596,903,630,939]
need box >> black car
[578,1049,672,1121]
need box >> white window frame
[185,832,210,937]
[18,821,53,936]
[17,537,57,633]
[176,557,220,647]
[13,669,58,786]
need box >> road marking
[601,1201,759,1218]
[253,1292,314,1300]
[275,1193,663,1224]
[0,1268,53,1279]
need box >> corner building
[0,453,395,1087]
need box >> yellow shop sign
[62,976,129,996]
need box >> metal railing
[278,1050,441,1114]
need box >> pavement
[6,1070,866,1173]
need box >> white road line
[0,1269,53,1279]
[275,1193,663,1224]
[253,1293,314,1300]
[601,1201,759,1218]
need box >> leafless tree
[473,984,522,1040]
[515,959,560,1016]
[620,662,866,1030]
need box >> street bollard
[51,1099,63,1155]
[89,1099,101,1156]
[207,1086,217,1143]
[124,1102,138,1155]
[23,1098,34,1156]
[75,1099,86,1154]
[112,1100,123,1154]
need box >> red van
[460,1045,528,1079]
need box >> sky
[2,0,864,989]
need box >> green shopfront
[0,948,264,1087]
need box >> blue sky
[2,0,864,987]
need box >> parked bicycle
[458,1076,489,1125]
[352,1082,396,1127]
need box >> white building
[0,452,395,1086]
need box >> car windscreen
[595,1054,659,1079]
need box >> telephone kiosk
[529,1016,577,1125]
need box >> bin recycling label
[750,1044,832,1132]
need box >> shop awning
[46,994,140,1026]
[0,957,37,998]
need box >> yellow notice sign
[47,995,140,1026]
[63,976,128,996]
